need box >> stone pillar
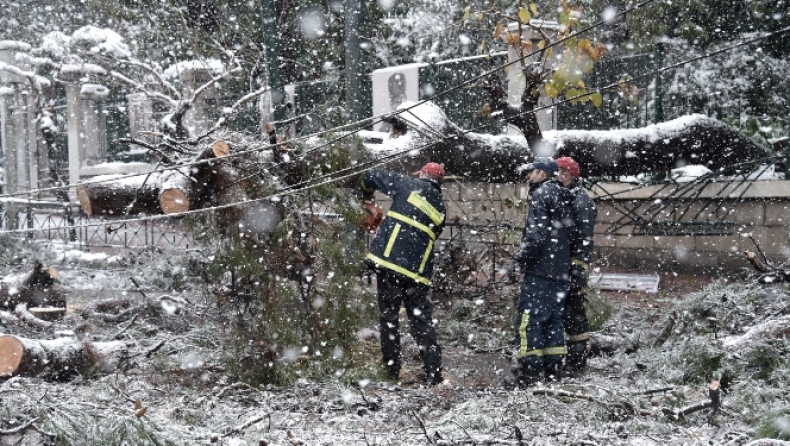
[0,40,36,229]
[127,92,155,137]
[178,67,217,137]
[506,21,560,135]
[60,64,108,197]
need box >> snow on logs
[0,334,127,378]
[77,173,163,216]
[77,140,234,216]
[158,141,233,215]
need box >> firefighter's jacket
[513,178,575,282]
[362,169,445,285]
[567,179,597,263]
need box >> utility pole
[260,0,285,121]
[345,0,365,125]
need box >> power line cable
[0,0,655,200]
[5,15,786,234]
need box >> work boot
[427,371,444,386]
[509,362,541,389]
[564,340,588,378]
[543,357,563,383]
[385,365,401,382]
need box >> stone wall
[371,179,790,275]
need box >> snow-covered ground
[2,240,789,445]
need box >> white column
[0,41,35,228]
[60,65,108,197]
[178,67,217,137]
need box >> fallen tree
[0,334,128,379]
[368,102,774,183]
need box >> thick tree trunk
[0,334,127,378]
[370,103,773,183]
[77,173,162,216]
[158,143,235,214]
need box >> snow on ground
[1,242,789,445]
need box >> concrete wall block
[726,200,765,226]
[445,200,476,223]
[695,234,739,253]
[653,235,696,254]
[759,227,790,257]
[595,247,637,270]
[459,182,490,201]
[443,182,462,201]
[489,183,518,199]
[616,233,655,250]
[594,232,616,248]
[634,248,679,271]
[765,201,790,226]
[738,227,766,253]
[595,202,620,224]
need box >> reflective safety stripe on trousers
[518,311,568,357]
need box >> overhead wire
[0,0,656,201]
[5,10,788,235]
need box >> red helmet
[556,157,580,178]
[413,162,445,182]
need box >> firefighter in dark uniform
[556,156,597,377]
[509,157,575,387]
[361,162,446,385]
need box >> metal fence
[419,54,508,135]
[1,203,193,249]
[556,44,702,131]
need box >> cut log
[210,140,231,158]
[0,334,128,379]
[158,168,195,214]
[77,173,162,216]
[0,261,65,310]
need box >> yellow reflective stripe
[418,239,433,273]
[521,349,544,357]
[383,224,401,257]
[566,333,590,342]
[518,312,531,357]
[544,346,567,356]
[387,211,436,240]
[407,192,444,226]
[365,253,431,285]
[571,258,588,271]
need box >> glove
[359,199,383,233]
[570,258,589,286]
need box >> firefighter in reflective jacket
[557,156,598,377]
[509,157,575,387]
[361,162,446,385]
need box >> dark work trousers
[563,275,590,371]
[515,274,569,376]
[376,269,442,379]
